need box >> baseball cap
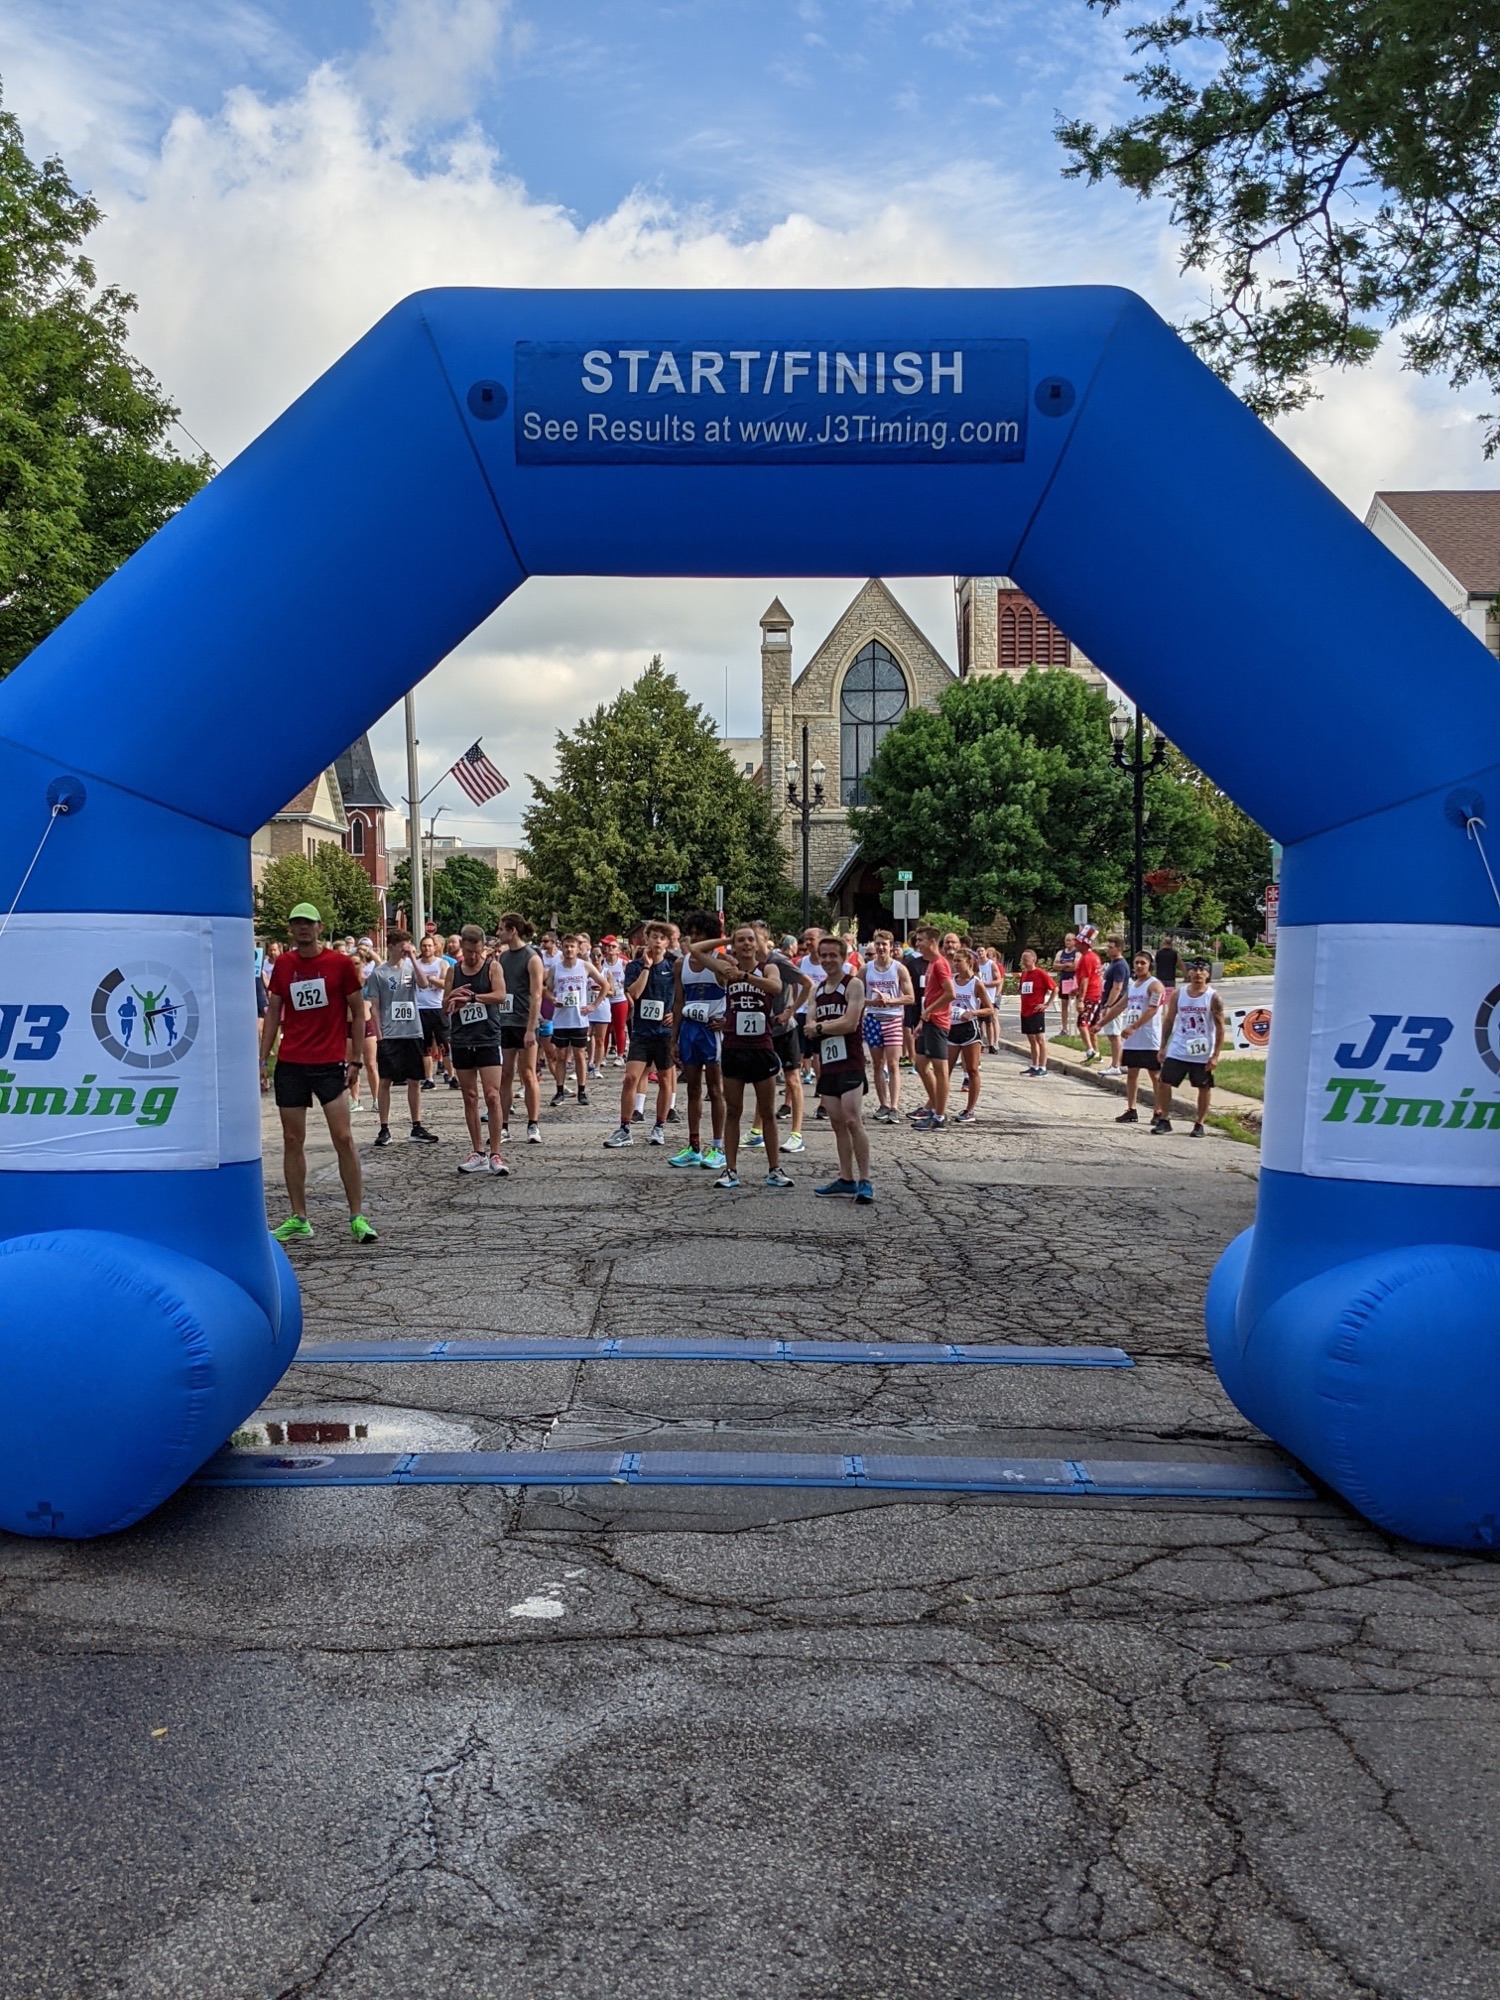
[288,902,321,922]
[601,934,618,944]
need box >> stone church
[759,576,1101,932]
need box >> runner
[1152,956,1226,1137]
[977,945,1004,1052]
[582,934,613,1075]
[350,942,381,1110]
[1154,934,1180,991]
[444,924,510,1175]
[901,934,926,1068]
[910,925,954,1130]
[1053,932,1081,1036]
[1097,939,1131,1076]
[496,912,544,1146]
[545,935,605,1109]
[688,925,794,1191]
[1098,950,1165,1123]
[669,910,728,1170]
[751,926,813,1155]
[603,923,677,1148]
[260,902,377,1243]
[1074,932,1103,1063]
[414,934,455,1090]
[1016,950,1055,1076]
[946,947,994,1122]
[363,929,438,1149]
[599,935,629,1062]
[862,929,913,1123]
[807,932,873,1201]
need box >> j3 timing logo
[1321,995,1500,1131]
[0,960,198,1133]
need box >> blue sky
[8,1,1497,845]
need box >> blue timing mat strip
[193,1448,1313,1501]
[292,1337,1133,1368]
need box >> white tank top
[679,958,727,1024]
[951,975,982,1022]
[797,955,825,1014]
[1121,976,1163,1051]
[552,962,592,1029]
[864,960,903,1015]
[978,957,1000,992]
[1166,984,1216,1062]
[587,962,613,1023]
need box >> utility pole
[1110,705,1166,958]
[785,721,826,934]
[403,692,425,941]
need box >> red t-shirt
[270,948,362,1066]
[1076,949,1102,1002]
[922,952,954,1029]
[1017,967,1055,1014]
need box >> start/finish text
[511,337,1031,466]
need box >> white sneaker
[1100,1065,1125,1078]
[458,1150,489,1174]
[527,1122,542,1143]
[603,1126,633,1149]
[648,1123,666,1146]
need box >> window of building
[998,597,1070,673]
[349,816,365,855]
[840,642,908,806]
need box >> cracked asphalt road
[2,1061,1496,1999]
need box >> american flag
[448,741,509,806]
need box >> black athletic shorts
[816,1068,868,1098]
[376,1039,425,1084]
[1019,1011,1047,1038]
[451,1042,503,1072]
[916,1021,949,1062]
[419,1009,448,1048]
[274,1059,348,1109]
[722,1045,780,1085]
[627,1035,674,1070]
[1160,1055,1213,1090]
[499,1025,533,1052]
[773,1021,801,1065]
[945,1020,979,1049]
[1122,1049,1160,1072]
[550,1027,589,1049]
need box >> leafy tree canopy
[256,846,379,942]
[0,92,210,676]
[850,669,1219,950]
[517,657,791,934]
[389,850,504,935]
[1058,2,1500,449]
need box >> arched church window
[350,816,365,855]
[840,642,908,806]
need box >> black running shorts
[1160,1055,1213,1089]
[419,1009,448,1048]
[376,1039,425,1084]
[722,1046,780,1084]
[626,1035,674,1069]
[451,1043,503,1072]
[1019,1011,1047,1037]
[1122,1049,1160,1071]
[274,1060,348,1108]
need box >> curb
[994,1035,1263,1128]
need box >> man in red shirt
[1015,950,1056,1076]
[1074,937,1103,1063]
[910,925,954,1130]
[260,901,377,1244]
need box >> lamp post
[785,722,826,933]
[424,805,448,932]
[1110,703,1166,958]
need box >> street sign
[1264,883,1280,945]
[893,889,920,920]
[896,869,913,884]
[714,883,724,912]
[654,882,680,894]
[1073,903,1089,925]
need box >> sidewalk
[996,1032,1264,1135]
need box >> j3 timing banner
[513,338,1030,465]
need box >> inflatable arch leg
[1,287,1496,1543]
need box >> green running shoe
[349,1214,379,1244]
[667,1145,704,1168]
[700,1146,726,1171]
[271,1216,312,1243]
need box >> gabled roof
[1371,492,1500,595]
[791,577,956,695]
[333,732,393,810]
[274,767,347,830]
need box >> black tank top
[814,978,864,1080]
[721,971,773,1051]
[448,956,502,1047]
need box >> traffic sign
[896,869,913,884]
[1264,882,1279,945]
[655,882,680,894]
[893,889,920,920]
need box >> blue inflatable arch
[1,287,1498,1545]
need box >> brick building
[335,732,393,914]
[956,576,1105,689]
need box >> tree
[849,669,1217,950]
[517,657,791,933]
[311,842,380,940]
[255,855,325,942]
[388,851,503,934]
[0,94,211,677]
[1057,3,1500,450]
[1149,748,1274,939]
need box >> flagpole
[403,692,426,941]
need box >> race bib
[1183,1035,1212,1059]
[493,994,513,1016]
[639,998,665,1023]
[683,1001,717,1024]
[735,1010,765,1039]
[1060,978,1076,995]
[459,1002,488,1027]
[389,1000,417,1025]
[1120,1009,1142,1036]
[820,1034,847,1063]
[289,978,327,1012]
[951,1004,968,1022]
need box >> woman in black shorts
[687,926,794,1192]
[807,933,873,1202]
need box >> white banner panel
[0,914,259,1172]
[1263,924,1500,1186]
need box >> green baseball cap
[288,902,321,922]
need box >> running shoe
[527,1123,542,1144]
[700,1146,726,1171]
[745,1127,765,1149]
[713,1168,741,1190]
[458,1150,489,1174]
[1151,1118,1174,1136]
[1100,1065,1125,1078]
[782,1132,806,1154]
[813,1178,858,1198]
[800,1068,815,1086]
[666,1108,680,1124]
[776,1104,792,1120]
[1018,1065,1038,1075]
[500,1125,511,1145]
[409,1123,440,1144]
[1190,1122,1206,1138]
[648,1123,667,1146]
[1081,1050,1100,1065]
[764,1167,795,1191]
[1116,1108,1139,1124]
[603,1126,633,1148]
[271,1215,313,1242]
[550,1089,567,1108]
[955,1109,978,1124]
[855,1179,875,1205]
[374,1126,391,1147]
[667,1145,704,1168]
[489,1154,510,1176]
[587,1064,601,1078]
[420,1077,436,1091]
[576,1089,590,1107]
[631,1109,645,1124]
[349,1214,378,1244]
[911,1110,946,1131]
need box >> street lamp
[1110,702,1166,958]
[786,722,826,932]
